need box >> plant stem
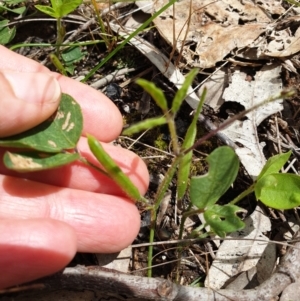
[147,157,179,277]
[10,40,105,51]
[166,112,180,155]
[154,158,179,211]
[175,206,203,283]
[91,0,110,48]
[49,53,67,76]
[229,183,255,205]
[178,203,192,240]
[147,208,156,278]
[56,17,65,55]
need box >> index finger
[0,46,123,142]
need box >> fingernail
[3,71,61,103]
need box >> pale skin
[0,45,149,289]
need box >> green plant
[34,0,94,74]
[0,70,297,280]
[0,19,15,45]
[0,0,25,15]
[35,0,83,55]
[3,0,178,80]
[0,0,25,45]
[1,0,104,72]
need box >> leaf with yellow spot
[3,151,80,172]
[0,94,83,152]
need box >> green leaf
[257,151,291,181]
[0,5,26,14]
[190,146,239,209]
[255,173,300,209]
[64,64,75,75]
[61,46,86,65]
[0,20,16,45]
[50,0,63,11]
[177,88,206,199]
[3,151,80,172]
[171,69,198,114]
[10,6,26,14]
[60,0,83,16]
[204,204,245,237]
[35,5,59,18]
[0,94,83,152]
[37,0,81,18]
[87,134,142,201]
[177,150,193,200]
[136,79,168,112]
[122,116,167,136]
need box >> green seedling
[0,69,297,281]
[123,69,246,277]
[203,203,245,237]
[122,71,296,278]
[35,0,83,56]
[190,147,240,210]
[255,151,300,209]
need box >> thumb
[0,71,61,138]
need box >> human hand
[0,46,149,289]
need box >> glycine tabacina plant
[0,70,299,277]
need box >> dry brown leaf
[109,23,200,108]
[152,0,280,68]
[193,23,266,68]
[260,15,300,57]
[220,64,283,178]
[205,206,273,290]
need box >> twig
[6,232,300,301]
[90,67,136,89]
